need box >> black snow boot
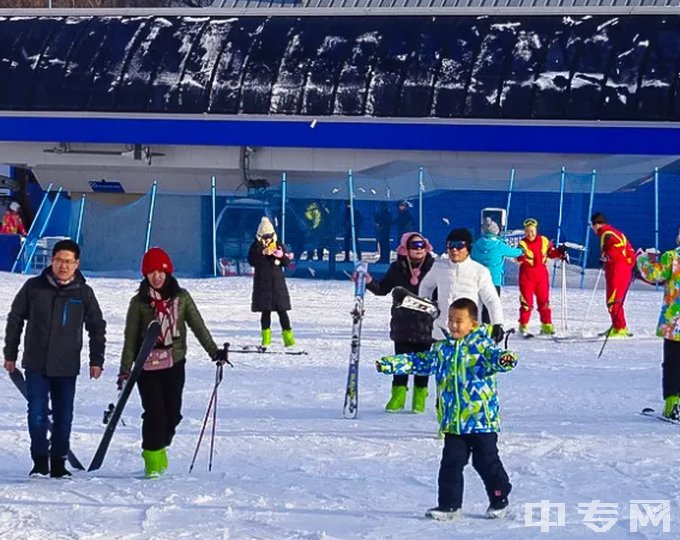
[50,457,72,479]
[29,455,49,477]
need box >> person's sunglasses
[261,233,274,240]
[447,240,467,251]
[407,240,426,249]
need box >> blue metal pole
[281,172,287,246]
[75,194,86,244]
[654,166,660,291]
[144,180,158,253]
[12,183,53,272]
[211,176,217,277]
[654,166,659,252]
[556,166,566,246]
[552,166,566,287]
[23,187,63,274]
[348,169,358,262]
[580,169,597,289]
[504,168,515,234]
[418,166,424,233]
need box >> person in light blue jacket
[471,218,523,323]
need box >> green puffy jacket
[120,283,218,374]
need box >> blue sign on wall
[89,180,124,193]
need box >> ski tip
[641,407,655,414]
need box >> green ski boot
[663,395,680,420]
[261,328,272,347]
[159,448,168,474]
[282,328,295,347]
[540,323,555,335]
[412,386,428,414]
[385,386,407,412]
[142,449,165,479]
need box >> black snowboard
[87,321,161,472]
[8,368,85,471]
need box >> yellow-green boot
[412,386,428,413]
[540,323,554,335]
[261,328,272,347]
[664,395,680,420]
[385,386,407,412]
[282,328,295,347]
[142,449,165,479]
[159,448,168,474]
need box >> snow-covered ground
[0,270,677,539]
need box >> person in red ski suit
[590,212,635,337]
[517,218,567,335]
[1,201,26,236]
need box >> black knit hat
[591,212,607,225]
[446,228,473,246]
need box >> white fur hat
[256,216,276,239]
[9,201,20,212]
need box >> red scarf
[149,287,179,347]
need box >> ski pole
[103,389,127,427]
[208,350,226,472]
[188,383,217,473]
[597,273,636,359]
[188,343,229,473]
[561,259,568,333]
[580,266,604,334]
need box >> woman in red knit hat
[118,247,227,478]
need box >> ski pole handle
[504,328,516,349]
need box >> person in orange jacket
[590,212,635,337]
[1,201,26,236]
[517,218,567,335]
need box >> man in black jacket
[3,239,106,478]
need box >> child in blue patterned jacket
[376,297,518,521]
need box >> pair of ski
[229,345,308,356]
[518,331,636,343]
[640,408,680,425]
[9,321,162,473]
[342,280,439,419]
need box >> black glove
[490,324,505,344]
[212,348,233,367]
[116,372,129,391]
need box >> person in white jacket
[419,228,505,343]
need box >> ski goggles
[260,233,275,240]
[446,240,468,251]
[523,218,538,227]
[407,240,426,249]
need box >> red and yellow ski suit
[596,224,635,330]
[0,210,26,236]
[517,235,562,325]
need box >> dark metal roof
[2,13,680,121]
[212,0,678,7]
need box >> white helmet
[9,201,20,212]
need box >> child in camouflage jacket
[376,297,518,520]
